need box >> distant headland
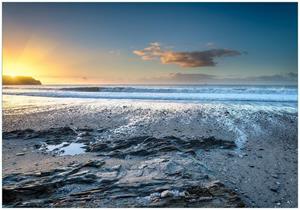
[3,75,42,85]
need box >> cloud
[206,42,216,48]
[133,42,162,61]
[141,72,297,85]
[241,72,298,82]
[287,72,298,78]
[141,73,220,84]
[133,42,242,68]
[168,73,217,82]
[160,49,242,67]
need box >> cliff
[3,75,42,85]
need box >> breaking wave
[3,85,298,103]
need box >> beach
[2,85,298,207]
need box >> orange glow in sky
[3,33,60,83]
[3,3,297,85]
[3,34,107,84]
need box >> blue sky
[3,3,298,84]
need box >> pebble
[161,190,173,198]
[149,192,161,200]
[203,175,209,179]
[227,153,235,157]
[34,144,41,149]
[16,153,25,156]
[270,187,278,192]
[78,132,89,137]
[111,165,121,170]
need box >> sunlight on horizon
[3,37,53,81]
[3,3,297,85]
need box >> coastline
[2,95,298,207]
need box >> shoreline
[2,95,298,207]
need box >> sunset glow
[2,3,298,208]
[3,3,297,85]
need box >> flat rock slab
[2,129,245,207]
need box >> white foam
[3,85,298,103]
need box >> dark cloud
[287,72,298,78]
[242,72,298,82]
[133,43,242,68]
[161,49,241,67]
[141,72,297,85]
[168,73,217,82]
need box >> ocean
[3,84,298,107]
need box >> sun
[6,71,17,77]
[3,67,22,77]
[3,61,35,78]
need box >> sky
[3,3,298,85]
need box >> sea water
[3,84,298,153]
[3,85,298,107]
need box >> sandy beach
[2,94,298,207]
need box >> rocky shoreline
[3,96,298,207]
[3,128,245,207]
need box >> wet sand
[2,95,298,207]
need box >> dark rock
[270,186,279,193]
[3,75,42,85]
[270,188,278,193]
[34,144,42,149]
[83,160,105,168]
[3,127,246,208]
[97,128,107,133]
[227,152,235,157]
[88,136,236,158]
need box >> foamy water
[3,85,298,152]
[3,85,298,105]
